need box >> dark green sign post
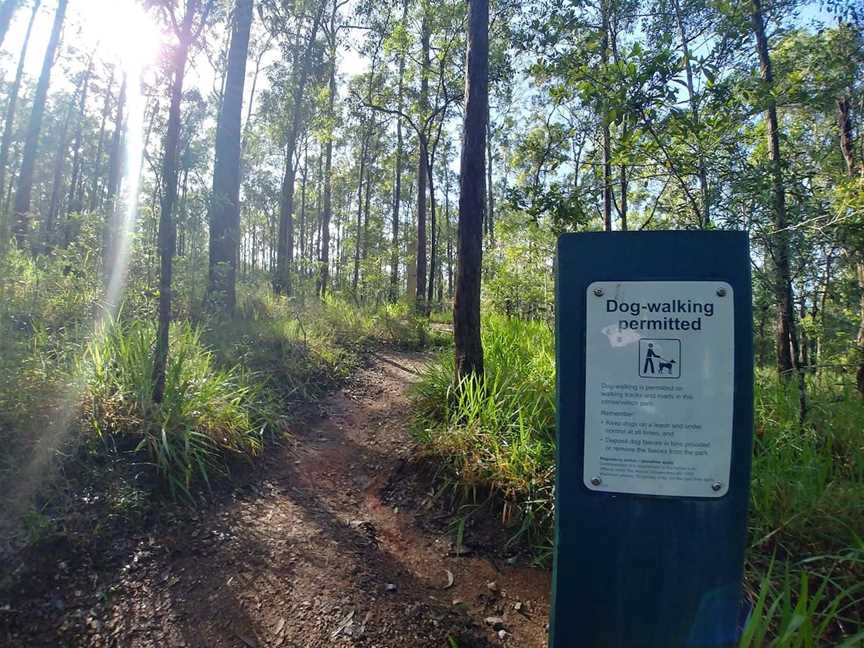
[551,231,753,648]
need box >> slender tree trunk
[427,154,437,306]
[299,140,308,265]
[13,0,67,249]
[445,158,453,298]
[103,76,127,276]
[44,104,72,249]
[415,11,430,311]
[0,0,39,244]
[619,159,628,231]
[153,1,199,404]
[91,71,115,213]
[390,0,408,302]
[486,119,495,242]
[352,130,369,296]
[454,0,488,379]
[318,1,337,298]
[276,0,326,295]
[673,0,710,228]
[0,0,21,50]
[206,0,253,313]
[361,153,374,300]
[752,0,797,379]
[600,1,612,232]
[67,56,95,218]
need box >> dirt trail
[1,349,551,647]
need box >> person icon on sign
[643,343,661,375]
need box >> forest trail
[4,349,551,647]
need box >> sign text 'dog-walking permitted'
[584,282,734,498]
[551,231,753,648]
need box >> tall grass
[413,315,557,541]
[413,314,864,641]
[83,318,276,497]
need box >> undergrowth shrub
[412,315,556,543]
[83,318,276,497]
[413,314,864,642]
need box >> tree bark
[454,0,488,380]
[427,153,438,306]
[486,119,495,242]
[317,0,338,298]
[0,0,39,244]
[103,76,127,276]
[153,0,201,404]
[0,0,21,50]
[415,10,430,312]
[44,104,72,249]
[90,70,115,213]
[389,0,408,302]
[206,0,253,314]
[13,0,67,249]
[600,0,612,232]
[751,0,796,378]
[67,56,95,218]
[352,130,369,296]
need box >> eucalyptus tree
[0,0,40,243]
[454,0,488,379]
[0,0,21,49]
[12,0,67,249]
[152,0,213,404]
[206,0,254,313]
[266,0,328,295]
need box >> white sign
[583,281,734,498]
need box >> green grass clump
[413,315,864,642]
[413,314,556,541]
[751,370,864,552]
[83,318,276,497]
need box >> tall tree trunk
[619,160,628,231]
[317,0,337,298]
[389,0,408,302]
[427,154,438,306]
[486,119,495,242]
[206,0,253,314]
[275,0,326,295]
[299,143,309,270]
[0,0,39,244]
[44,104,72,249]
[103,76,127,276]
[415,11,430,311]
[600,0,612,232]
[751,0,796,379]
[673,0,710,228]
[67,56,95,218]
[352,130,369,296]
[153,1,200,404]
[13,0,67,249]
[445,156,453,298]
[0,0,21,50]
[90,71,115,213]
[454,0,488,379]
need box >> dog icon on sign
[639,339,681,379]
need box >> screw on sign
[552,231,753,648]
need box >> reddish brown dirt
[0,349,551,647]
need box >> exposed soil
[0,348,551,647]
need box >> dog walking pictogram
[639,339,681,379]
